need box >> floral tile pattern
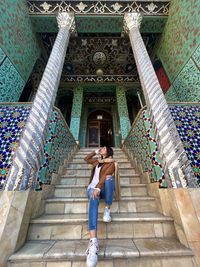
[37,110,77,189]
[169,105,200,183]
[0,105,31,189]
[1,104,199,189]
[157,0,200,81]
[124,110,166,187]
[0,105,77,190]
[165,85,179,102]
[172,59,200,102]
[0,55,25,102]
[0,0,40,81]
[164,45,200,102]
[192,44,200,68]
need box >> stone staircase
[8,148,195,267]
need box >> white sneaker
[86,238,99,267]
[103,207,111,222]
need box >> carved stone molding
[63,75,139,83]
[57,12,74,29]
[27,1,170,16]
[124,13,143,32]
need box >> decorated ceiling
[40,33,158,79]
[28,0,168,83]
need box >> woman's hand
[95,148,101,154]
[92,189,100,199]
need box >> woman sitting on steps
[84,146,119,267]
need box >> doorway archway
[87,109,114,147]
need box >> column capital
[57,12,74,29]
[124,13,142,32]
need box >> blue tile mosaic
[169,105,200,183]
[0,105,77,190]
[0,105,31,189]
[0,104,199,189]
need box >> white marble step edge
[54,184,147,189]
[9,238,194,262]
[30,213,174,224]
[45,196,155,203]
[63,167,136,170]
[60,173,141,178]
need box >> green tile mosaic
[0,57,25,102]
[172,59,200,102]
[116,86,131,140]
[192,44,200,68]
[31,16,58,33]
[70,87,83,140]
[38,109,77,187]
[31,14,167,33]
[79,106,87,148]
[123,110,165,187]
[140,16,167,33]
[165,85,179,102]
[0,0,41,81]
[157,0,200,81]
[75,15,123,33]
[0,48,6,64]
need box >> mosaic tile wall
[0,48,25,102]
[37,109,77,189]
[0,105,77,190]
[1,104,199,189]
[157,0,200,81]
[0,105,31,189]
[164,47,200,102]
[116,86,131,140]
[169,104,200,184]
[70,87,83,141]
[0,0,40,81]
[124,110,166,187]
[158,1,200,102]
[165,85,179,102]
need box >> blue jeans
[87,177,115,231]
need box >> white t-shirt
[87,165,102,190]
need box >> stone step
[67,162,133,169]
[63,167,137,176]
[73,151,127,158]
[60,175,141,186]
[9,238,194,267]
[45,196,157,214]
[54,184,147,198]
[71,157,129,163]
[27,213,176,241]
[73,156,129,161]
[79,147,122,151]
[75,153,125,157]
[75,150,125,155]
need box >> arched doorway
[87,110,114,147]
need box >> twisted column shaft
[124,13,197,187]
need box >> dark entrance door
[87,110,114,147]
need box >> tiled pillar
[70,86,83,142]
[79,105,87,147]
[112,106,121,147]
[124,13,197,187]
[5,13,75,190]
[116,86,131,142]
